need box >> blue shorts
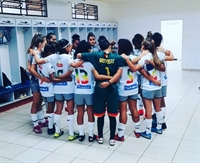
[74,93,93,106]
[43,96,55,103]
[30,78,40,93]
[161,86,167,97]
[118,94,138,102]
[141,89,162,100]
[54,93,74,101]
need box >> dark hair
[98,38,110,51]
[46,33,56,43]
[118,39,133,55]
[41,42,57,58]
[87,32,95,41]
[132,33,144,50]
[98,35,106,43]
[142,38,161,67]
[146,31,153,39]
[34,35,46,48]
[151,32,163,48]
[27,33,42,53]
[74,40,91,59]
[72,34,80,44]
[57,39,70,54]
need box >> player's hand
[140,50,149,57]
[41,77,50,83]
[121,53,128,60]
[154,80,161,86]
[99,82,110,88]
[156,46,165,53]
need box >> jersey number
[57,70,63,77]
[75,69,89,84]
[126,69,134,84]
[105,67,110,76]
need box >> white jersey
[118,54,138,96]
[45,53,75,94]
[157,51,168,86]
[37,61,54,97]
[138,53,161,91]
[74,59,94,94]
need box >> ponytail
[151,40,161,67]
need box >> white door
[161,20,183,60]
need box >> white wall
[111,0,200,70]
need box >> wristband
[108,81,111,85]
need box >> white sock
[54,114,61,133]
[161,107,166,122]
[31,114,39,127]
[37,110,45,123]
[134,121,140,133]
[118,122,125,137]
[67,115,75,136]
[88,122,94,137]
[138,94,144,110]
[78,124,84,136]
[145,119,152,134]
[48,113,54,129]
[156,111,163,130]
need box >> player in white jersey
[121,38,164,139]
[132,34,145,116]
[33,39,83,140]
[115,39,161,141]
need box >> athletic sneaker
[140,131,151,139]
[162,123,167,130]
[79,135,85,142]
[96,136,104,144]
[54,130,64,138]
[33,125,42,134]
[114,134,124,141]
[39,119,48,127]
[151,128,163,134]
[109,139,116,146]
[134,131,140,138]
[68,133,79,141]
[47,125,55,135]
[88,134,97,142]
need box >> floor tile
[39,153,75,163]
[78,146,113,163]
[0,129,9,136]
[178,139,200,153]
[71,158,96,163]
[0,141,10,149]
[138,156,167,163]
[0,121,25,131]
[13,123,33,134]
[172,150,199,163]
[183,130,199,142]
[13,148,50,163]
[0,131,26,143]
[0,157,10,163]
[0,144,28,159]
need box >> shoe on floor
[33,125,42,134]
[162,123,167,130]
[109,139,116,146]
[54,130,64,138]
[96,136,104,144]
[114,134,124,141]
[68,133,79,141]
[39,119,48,127]
[151,127,163,134]
[134,131,140,138]
[140,131,151,139]
[79,135,85,142]
[47,125,55,135]
[88,134,97,142]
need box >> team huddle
[27,31,174,146]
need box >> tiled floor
[0,61,200,163]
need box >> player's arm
[157,46,174,61]
[139,68,161,86]
[145,60,166,72]
[92,69,112,80]
[131,50,149,64]
[31,51,46,64]
[70,59,84,68]
[30,64,50,83]
[49,73,68,83]
[99,68,122,88]
[57,69,73,80]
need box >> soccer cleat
[68,133,79,141]
[47,125,55,135]
[79,135,85,142]
[88,134,97,142]
[140,131,151,139]
[162,123,167,130]
[33,125,42,134]
[151,128,163,134]
[54,130,64,138]
[109,139,116,146]
[138,109,144,116]
[134,131,140,138]
[39,119,48,127]
[114,134,124,141]
[96,136,104,144]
